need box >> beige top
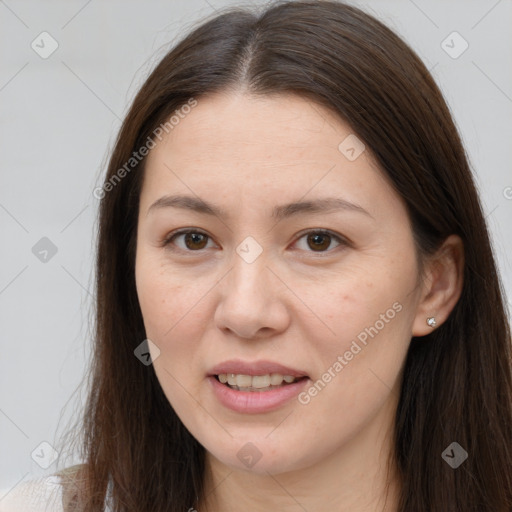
[0,475,64,512]
[0,472,113,512]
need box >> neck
[198,395,401,512]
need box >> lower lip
[208,375,310,414]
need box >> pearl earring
[426,317,437,328]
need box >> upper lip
[208,359,309,378]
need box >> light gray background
[1,0,511,494]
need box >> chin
[202,433,320,476]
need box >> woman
[4,1,511,510]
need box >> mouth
[208,373,310,414]
[213,373,309,392]
[207,359,310,412]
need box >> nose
[213,250,291,340]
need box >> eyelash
[161,228,349,255]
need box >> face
[135,91,423,475]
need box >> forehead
[147,92,358,167]
[140,91,395,218]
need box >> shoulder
[1,465,112,512]
[55,464,88,511]
[0,473,64,512]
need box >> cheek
[135,256,209,415]
[135,253,209,341]
[293,279,413,444]
[308,273,407,341]
[301,254,417,383]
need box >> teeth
[237,374,255,387]
[217,373,299,390]
[270,373,283,385]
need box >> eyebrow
[146,194,373,221]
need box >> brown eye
[163,230,213,251]
[294,230,346,253]
[307,232,332,251]
[183,232,209,250]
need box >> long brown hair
[55,1,512,510]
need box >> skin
[135,91,464,512]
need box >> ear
[412,234,465,336]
